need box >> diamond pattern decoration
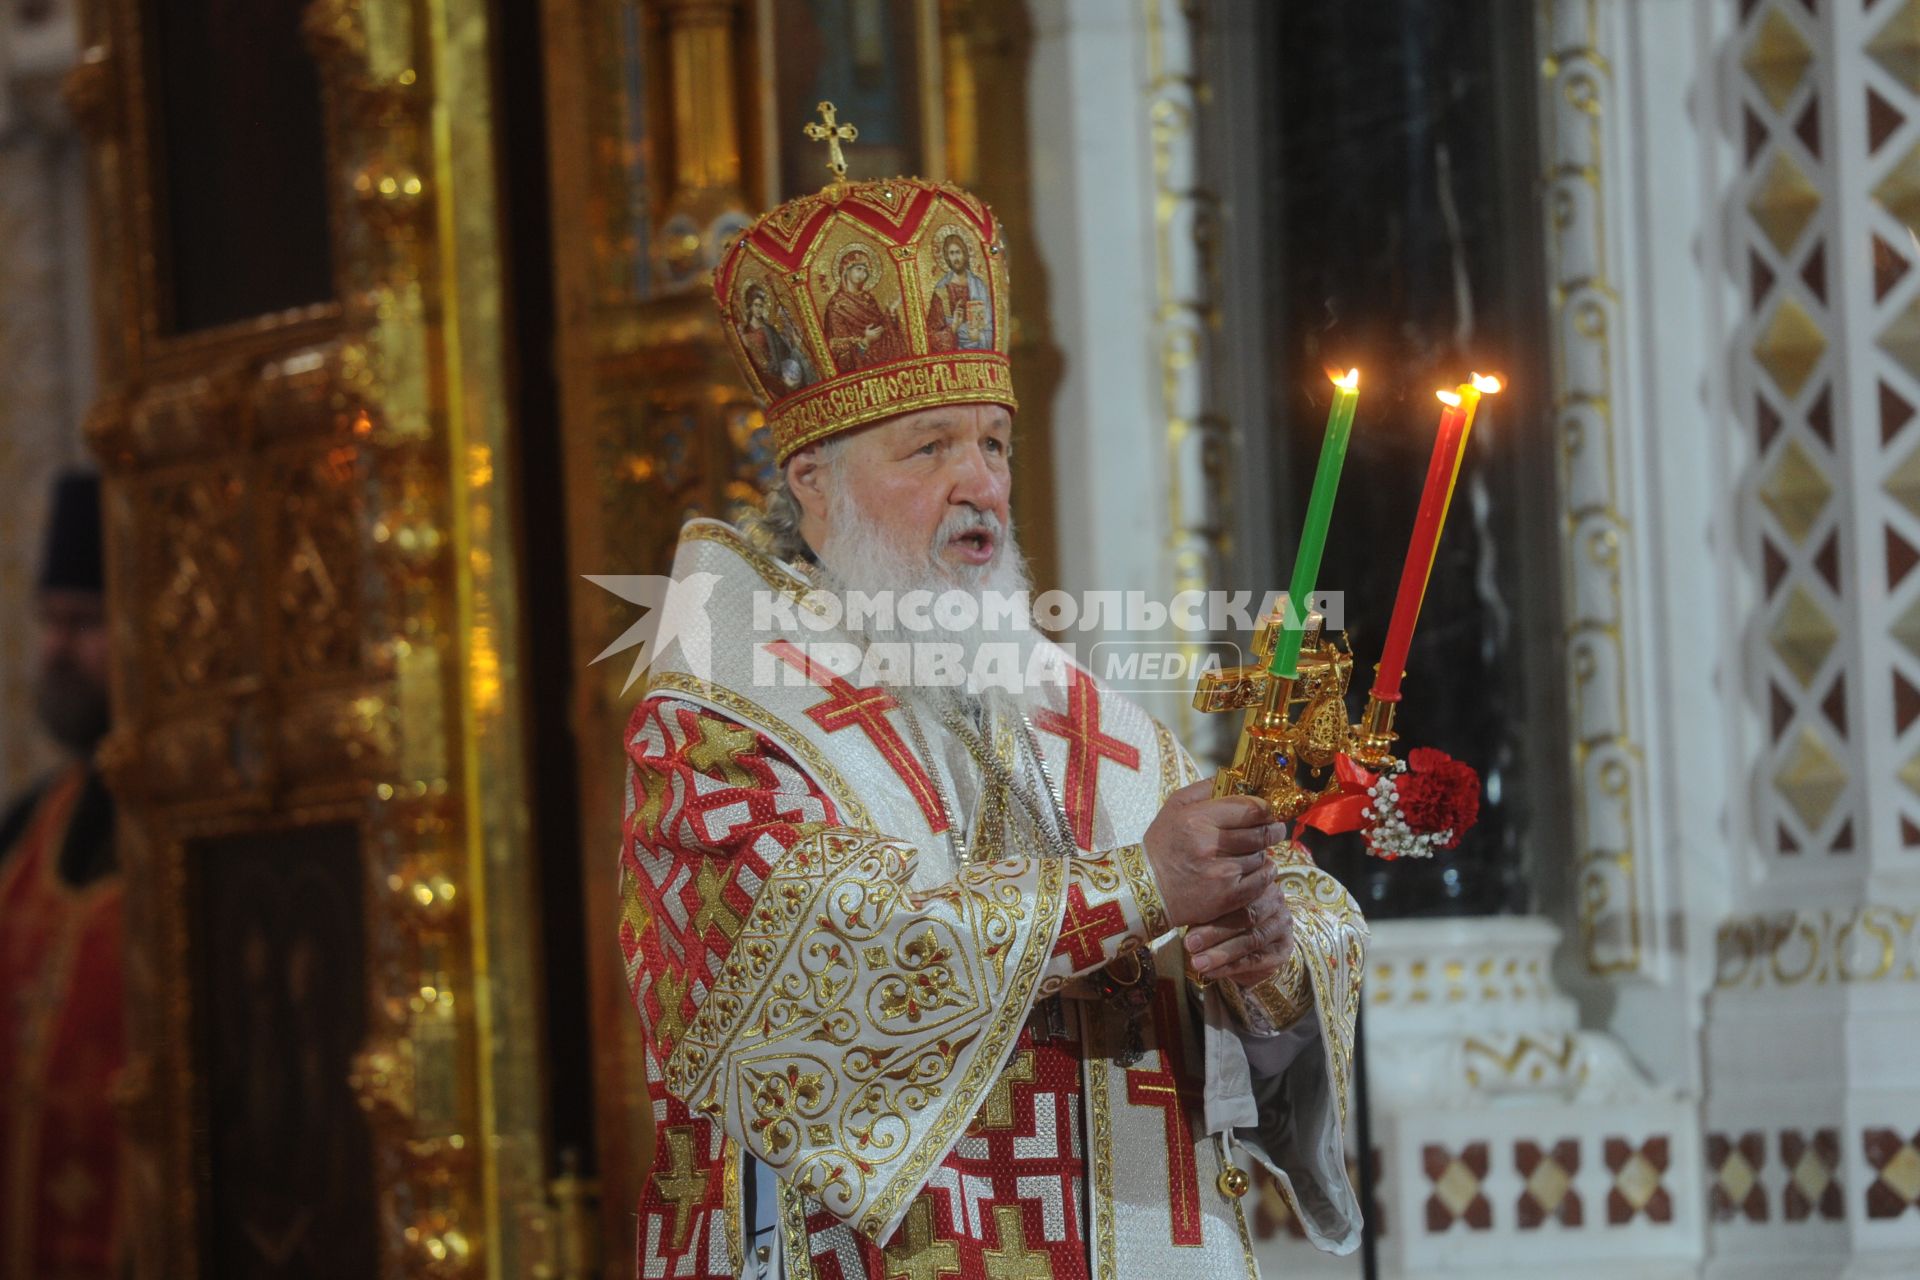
[1895,592,1920,661]
[1901,747,1920,799]
[1796,97,1823,157]
[1888,442,1920,521]
[1749,151,1823,254]
[1782,1129,1844,1221]
[1709,1132,1769,1222]
[1423,1143,1491,1232]
[1752,250,1778,308]
[1746,105,1771,163]
[1865,1128,1920,1219]
[1869,85,1907,153]
[1746,7,1816,110]
[1801,242,1829,303]
[1808,386,1834,445]
[1881,296,1920,388]
[1874,232,1912,301]
[1867,0,1920,91]
[1896,668,1920,731]
[1884,381,1917,444]
[1604,1137,1673,1224]
[1771,682,1796,739]
[1764,537,1791,595]
[1774,726,1848,828]
[1758,394,1786,450]
[1760,439,1835,542]
[1755,298,1828,398]
[1813,531,1841,590]
[1874,143,1920,231]
[1771,586,1840,686]
[1515,1139,1581,1229]
[1820,673,1848,734]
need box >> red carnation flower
[1394,747,1480,849]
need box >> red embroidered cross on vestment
[1031,665,1139,850]
[1052,881,1128,969]
[763,639,949,833]
[1122,980,1205,1245]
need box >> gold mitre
[713,103,1016,464]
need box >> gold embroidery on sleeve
[1277,860,1366,1128]
[1239,946,1312,1029]
[1115,842,1170,940]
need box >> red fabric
[620,695,1103,1279]
[764,638,950,833]
[1295,754,1380,836]
[1030,665,1140,851]
[0,766,125,1280]
[799,1021,1090,1280]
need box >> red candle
[1371,388,1472,702]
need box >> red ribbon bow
[1296,748,1482,854]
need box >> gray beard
[812,489,1041,726]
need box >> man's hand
[1142,778,1285,928]
[1183,872,1294,982]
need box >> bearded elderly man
[619,170,1366,1280]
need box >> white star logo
[583,571,723,693]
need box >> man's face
[34,588,110,753]
[797,402,1014,581]
[944,239,967,273]
[749,291,769,323]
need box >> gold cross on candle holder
[804,100,859,182]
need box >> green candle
[1271,368,1360,678]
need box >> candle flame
[1435,389,1463,407]
[1329,367,1360,391]
[1470,371,1504,394]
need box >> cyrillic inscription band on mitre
[617,521,1367,1278]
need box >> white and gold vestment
[619,521,1365,1278]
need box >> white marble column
[0,0,94,801]
[1704,0,1920,1273]
[1026,0,1267,753]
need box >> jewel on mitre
[1296,748,1481,860]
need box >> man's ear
[787,446,830,523]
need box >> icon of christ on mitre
[618,108,1366,1280]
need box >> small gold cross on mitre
[804,101,858,183]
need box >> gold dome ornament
[1217,1166,1251,1199]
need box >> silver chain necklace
[785,561,1078,867]
[897,692,1077,865]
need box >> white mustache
[936,507,1003,543]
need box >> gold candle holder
[1352,679,1400,768]
[1192,610,1356,820]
